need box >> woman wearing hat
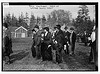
[41,27,52,61]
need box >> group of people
[31,24,76,64]
[3,22,97,70]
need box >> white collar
[45,32,48,36]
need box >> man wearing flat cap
[70,27,76,55]
[53,24,65,63]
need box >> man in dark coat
[64,26,71,54]
[70,27,76,55]
[53,25,65,63]
[31,29,36,58]
[3,23,12,64]
[34,25,41,59]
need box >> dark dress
[41,32,52,61]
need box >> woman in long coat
[41,27,52,61]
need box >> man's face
[44,29,47,32]
[33,31,36,34]
[34,28,38,32]
[70,30,73,33]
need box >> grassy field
[3,37,95,71]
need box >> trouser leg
[89,48,93,62]
[52,49,56,63]
[71,43,75,54]
[31,46,36,58]
[56,49,62,63]
[66,44,69,54]
[35,46,41,59]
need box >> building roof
[8,26,28,32]
[15,26,28,31]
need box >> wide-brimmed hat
[43,27,49,32]
[32,29,36,32]
[34,25,39,29]
[64,26,68,30]
[70,27,74,30]
[55,24,61,29]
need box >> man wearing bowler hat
[70,27,76,55]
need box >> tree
[4,13,12,26]
[47,9,72,28]
[11,14,18,26]
[75,5,94,34]
[42,15,46,27]
[18,12,28,28]
[30,13,36,29]
[25,12,30,26]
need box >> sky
[3,5,95,20]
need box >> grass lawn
[3,37,95,71]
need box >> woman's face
[44,29,47,32]
[34,28,38,32]
[56,28,59,32]
[33,31,36,34]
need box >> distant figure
[70,27,76,55]
[63,26,71,54]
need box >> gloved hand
[55,41,57,44]
[48,45,51,48]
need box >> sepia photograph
[2,2,98,71]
